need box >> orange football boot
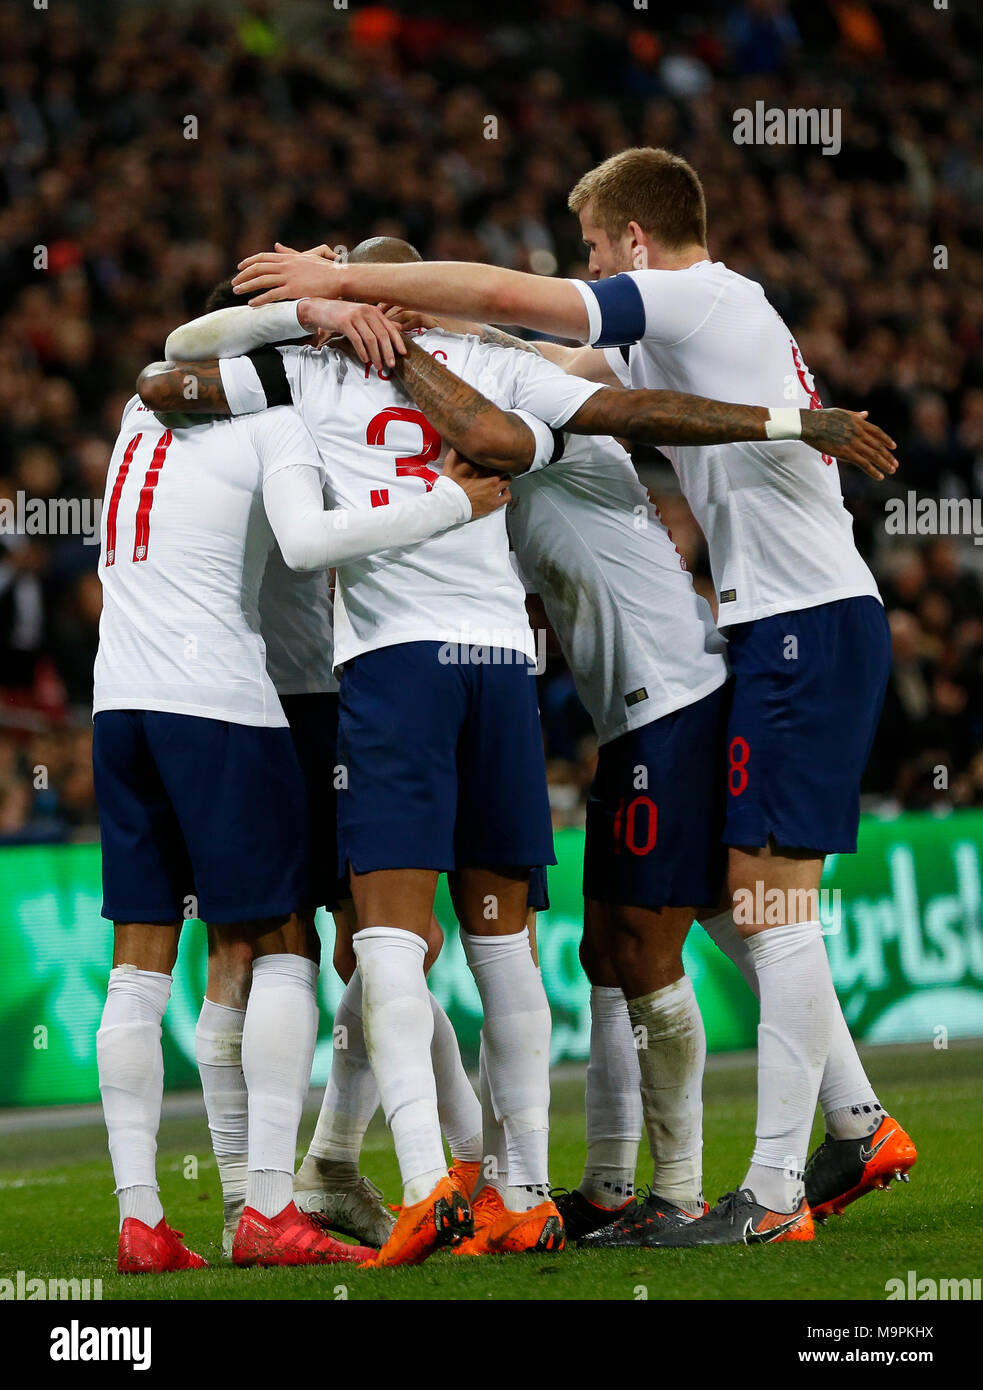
[806,1116,917,1222]
[459,1197,565,1255]
[370,1175,472,1267]
[447,1158,482,1205]
[453,1184,506,1255]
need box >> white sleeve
[165,302,304,361]
[470,340,605,427]
[602,345,632,387]
[219,355,279,416]
[264,469,472,572]
[567,271,706,348]
[509,408,559,472]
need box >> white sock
[195,997,248,1215]
[478,1043,508,1197]
[461,928,551,1209]
[96,965,171,1231]
[353,927,446,1206]
[118,1185,164,1228]
[627,977,706,1211]
[430,993,482,1163]
[580,985,641,1208]
[241,953,319,1218]
[742,921,837,1212]
[820,1004,883,1138]
[305,969,379,1174]
[701,908,760,995]
[703,908,883,1142]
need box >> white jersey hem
[715,583,882,631]
[595,667,729,747]
[333,627,537,671]
[92,697,288,728]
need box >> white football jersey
[258,544,338,696]
[219,330,604,666]
[570,262,881,627]
[509,432,727,745]
[94,398,325,725]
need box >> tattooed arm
[137,359,231,414]
[138,340,547,475]
[391,338,541,474]
[564,392,897,480]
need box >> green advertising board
[1,813,982,1108]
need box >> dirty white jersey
[94,398,324,725]
[509,431,727,745]
[570,261,881,627]
[219,330,604,666]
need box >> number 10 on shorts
[613,795,658,856]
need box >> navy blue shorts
[583,684,728,910]
[337,642,556,874]
[528,865,550,912]
[93,710,308,924]
[724,596,891,855]
[280,692,350,912]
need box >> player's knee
[204,930,254,1008]
[579,934,608,985]
[281,909,321,964]
[333,939,357,984]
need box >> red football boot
[117,1218,209,1274]
[232,1202,374,1267]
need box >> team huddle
[93,147,917,1273]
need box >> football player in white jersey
[363,301,726,1247]
[94,294,510,1273]
[233,150,915,1245]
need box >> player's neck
[640,243,709,272]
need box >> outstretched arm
[163,298,404,371]
[138,341,549,475]
[565,392,898,481]
[233,254,591,341]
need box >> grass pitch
[1,1041,979,1302]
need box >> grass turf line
[0,1041,979,1302]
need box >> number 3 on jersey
[365,408,441,508]
[105,429,173,566]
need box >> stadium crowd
[1,0,981,842]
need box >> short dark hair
[204,278,238,312]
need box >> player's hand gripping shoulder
[441,451,512,519]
